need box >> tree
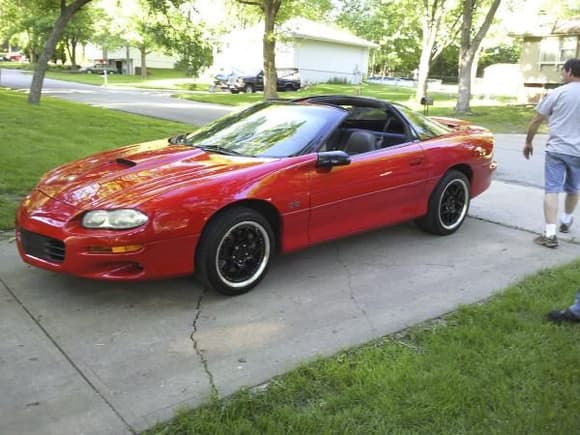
[336,0,422,76]
[131,12,164,79]
[62,7,96,66]
[455,0,501,114]
[26,0,185,104]
[235,0,331,99]
[0,0,24,48]
[28,0,93,104]
[237,0,281,99]
[416,0,462,103]
[149,4,214,77]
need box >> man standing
[523,58,580,248]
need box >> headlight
[82,209,148,229]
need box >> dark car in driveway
[79,64,118,74]
[229,68,301,93]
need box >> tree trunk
[416,34,433,103]
[456,0,473,114]
[126,45,131,75]
[28,0,92,104]
[455,0,501,114]
[70,38,78,66]
[71,43,77,66]
[415,1,442,104]
[262,0,280,99]
[140,47,147,79]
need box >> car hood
[37,139,271,210]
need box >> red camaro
[16,95,496,295]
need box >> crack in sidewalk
[335,245,377,334]
[190,288,218,399]
[469,215,580,245]
[0,277,136,434]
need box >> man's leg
[536,152,563,247]
[560,153,580,232]
[564,193,578,214]
[544,193,559,226]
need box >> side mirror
[316,151,351,168]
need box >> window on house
[540,36,578,66]
[561,37,577,62]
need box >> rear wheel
[416,170,470,235]
[196,207,274,296]
[244,83,254,93]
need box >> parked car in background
[16,95,496,296]
[228,68,301,93]
[2,52,26,62]
[79,64,118,74]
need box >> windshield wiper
[168,133,190,145]
[198,145,245,156]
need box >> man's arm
[523,112,546,159]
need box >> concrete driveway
[1,71,578,434]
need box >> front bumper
[16,192,199,281]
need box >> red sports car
[16,95,496,295]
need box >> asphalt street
[0,68,232,125]
[1,69,578,435]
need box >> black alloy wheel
[416,170,470,235]
[196,207,274,295]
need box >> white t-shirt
[536,81,580,157]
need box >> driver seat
[343,131,378,155]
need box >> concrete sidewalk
[1,180,578,435]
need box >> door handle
[409,157,423,166]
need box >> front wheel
[244,84,254,93]
[196,207,275,296]
[416,170,470,235]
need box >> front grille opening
[20,229,65,263]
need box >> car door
[308,142,428,244]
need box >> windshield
[185,102,344,157]
[393,103,451,139]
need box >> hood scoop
[116,158,137,167]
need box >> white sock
[545,224,557,237]
[561,213,573,224]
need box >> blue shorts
[545,152,580,194]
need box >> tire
[416,170,470,235]
[196,207,275,296]
[244,84,254,93]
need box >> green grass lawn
[0,88,191,230]
[147,260,580,435]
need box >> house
[510,15,580,102]
[212,18,378,85]
[81,45,176,75]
